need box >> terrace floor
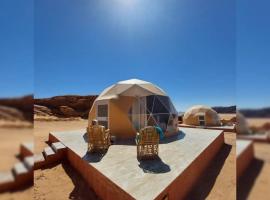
[49,127,224,200]
[236,140,253,157]
[178,124,235,132]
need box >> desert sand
[247,118,270,127]
[187,132,236,199]
[34,161,98,200]
[34,120,236,200]
[0,187,33,200]
[0,127,33,200]
[238,142,270,200]
[0,127,32,171]
[34,120,88,153]
[237,117,270,200]
[34,120,94,200]
[219,113,236,120]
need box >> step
[20,142,34,158]
[51,142,66,153]
[34,153,45,164]
[34,153,46,169]
[12,162,33,187]
[43,146,56,159]
[23,156,34,170]
[0,171,15,185]
[0,171,15,192]
[12,162,28,177]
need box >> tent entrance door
[131,97,147,131]
[96,103,109,129]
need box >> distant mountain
[239,107,270,118]
[34,95,98,119]
[0,95,33,121]
[212,106,236,113]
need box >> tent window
[149,96,169,114]
[128,95,178,133]
[198,115,205,126]
[97,105,108,117]
[199,115,205,121]
[199,120,205,126]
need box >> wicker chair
[87,125,111,153]
[136,126,159,160]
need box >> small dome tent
[183,105,221,126]
[236,112,250,134]
[88,79,179,139]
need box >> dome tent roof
[89,79,179,138]
[183,105,221,126]
[96,79,167,101]
[236,112,250,134]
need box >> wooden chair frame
[136,126,159,160]
[87,125,111,153]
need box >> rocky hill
[0,95,33,121]
[0,105,25,121]
[239,107,270,118]
[34,95,98,119]
[212,106,236,113]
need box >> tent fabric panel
[96,79,167,101]
[120,85,155,97]
[138,84,166,96]
[117,79,150,85]
[109,96,136,138]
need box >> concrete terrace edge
[236,141,254,179]
[48,130,224,200]
[237,134,270,143]
[178,124,235,132]
[155,131,224,200]
[48,132,135,200]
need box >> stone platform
[237,133,270,143]
[49,127,224,200]
[178,124,235,132]
[236,140,254,178]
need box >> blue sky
[34,0,235,111]
[237,0,270,109]
[0,0,268,111]
[0,0,33,97]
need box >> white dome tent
[88,79,179,138]
[183,105,221,126]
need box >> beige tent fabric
[236,112,250,134]
[96,79,166,100]
[89,79,178,138]
[183,105,221,126]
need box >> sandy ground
[34,120,88,153]
[246,118,270,127]
[219,113,236,121]
[0,128,33,171]
[0,127,33,200]
[34,120,236,200]
[0,187,33,200]
[34,120,95,200]
[34,120,97,200]
[34,161,98,200]
[238,142,270,200]
[187,132,236,200]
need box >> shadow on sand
[138,156,171,174]
[237,158,264,200]
[61,161,99,200]
[186,143,232,199]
